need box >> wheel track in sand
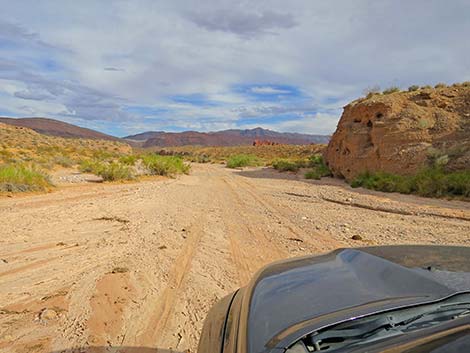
[217,173,287,286]
[133,216,207,347]
[230,174,344,251]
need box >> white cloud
[250,86,292,95]
[0,0,469,136]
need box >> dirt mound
[325,84,470,180]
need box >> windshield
[286,293,470,353]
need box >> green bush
[142,155,190,176]
[119,155,138,166]
[383,86,400,94]
[304,155,332,180]
[0,164,52,192]
[272,159,306,172]
[79,160,134,181]
[226,154,261,168]
[96,162,134,181]
[434,83,447,89]
[408,85,420,92]
[351,168,470,198]
[79,159,101,173]
[351,171,412,193]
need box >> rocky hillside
[0,117,119,141]
[325,83,470,180]
[125,127,330,147]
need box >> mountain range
[0,117,330,146]
[124,128,329,147]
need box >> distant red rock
[252,139,280,146]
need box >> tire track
[232,175,344,251]
[134,219,206,347]
[217,175,286,286]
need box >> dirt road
[1,164,469,353]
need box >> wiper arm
[288,294,470,353]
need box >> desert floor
[1,163,469,353]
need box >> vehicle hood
[240,246,470,353]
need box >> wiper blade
[287,293,470,353]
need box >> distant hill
[0,117,118,141]
[125,127,330,147]
[0,117,330,147]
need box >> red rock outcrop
[252,139,280,146]
[325,84,470,180]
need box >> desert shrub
[189,154,211,163]
[80,159,135,181]
[79,159,101,173]
[96,162,134,181]
[351,171,412,193]
[351,168,470,198]
[462,81,470,87]
[408,85,420,92]
[383,86,400,94]
[363,85,381,99]
[304,155,331,180]
[226,154,261,168]
[141,154,190,176]
[445,172,470,197]
[54,155,74,168]
[434,83,447,89]
[0,164,52,192]
[119,155,138,166]
[272,159,307,172]
[422,85,432,89]
[91,150,115,161]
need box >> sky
[0,1,469,137]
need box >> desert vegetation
[362,81,470,100]
[272,155,331,180]
[0,123,190,192]
[226,154,261,168]
[163,144,325,164]
[79,160,134,181]
[0,164,53,192]
[141,154,190,175]
[351,168,470,198]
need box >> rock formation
[325,84,470,180]
[252,139,280,146]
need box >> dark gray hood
[241,246,470,353]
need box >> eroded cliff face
[325,85,470,180]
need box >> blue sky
[0,1,469,137]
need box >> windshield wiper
[286,294,470,353]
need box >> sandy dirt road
[1,164,469,353]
